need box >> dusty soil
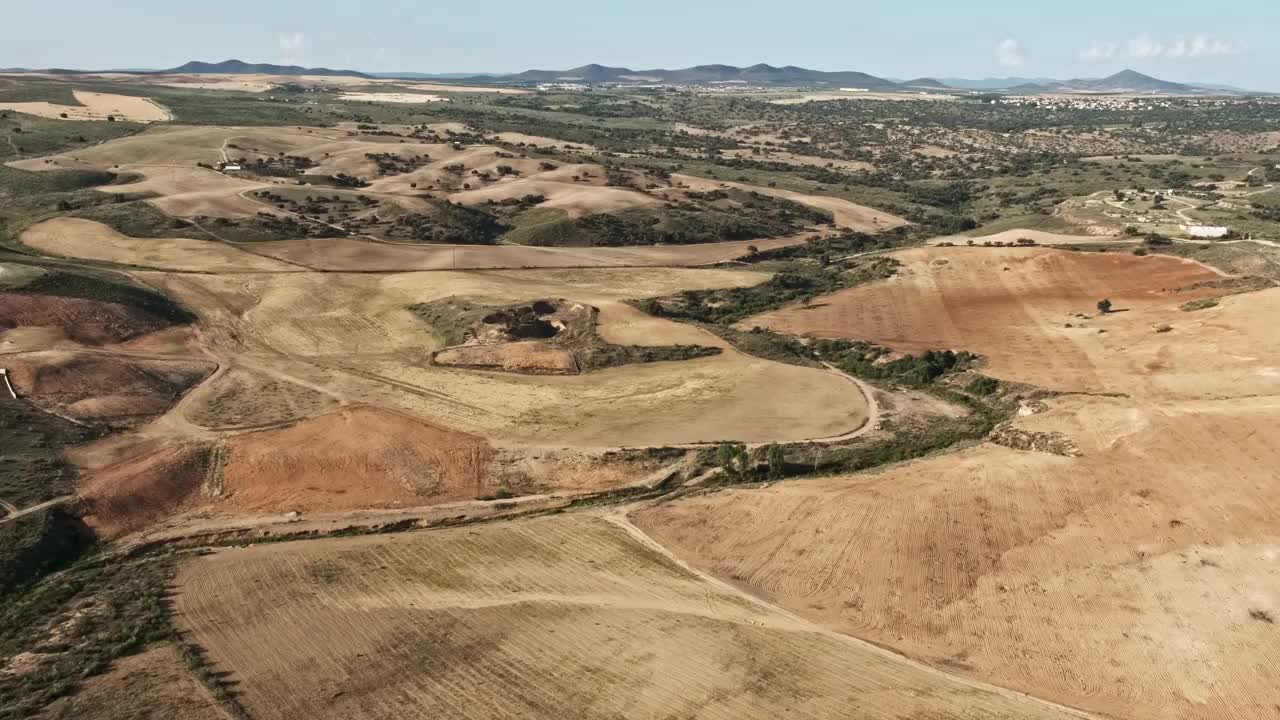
[216,406,495,512]
[171,513,1081,720]
[247,233,812,271]
[744,246,1255,397]
[78,443,214,538]
[34,644,231,720]
[21,217,297,271]
[4,351,213,427]
[0,90,171,122]
[634,392,1280,720]
[187,366,340,429]
[138,268,867,447]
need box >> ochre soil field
[172,514,1083,720]
[0,90,171,122]
[136,269,867,447]
[246,233,812,271]
[743,246,1270,398]
[670,173,908,232]
[21,218,298,272]
[78,442,213,538]
[33,644,230,720]
[4,350,213,427]
[634,392,1280,720]
[214,406,495,513]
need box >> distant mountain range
[460,63,899,89]
[166,60,371,79]
[2,60,1262,95]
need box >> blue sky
[4,0,1275,89]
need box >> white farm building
[1185,225,1230,239]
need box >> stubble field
[172,514,1087,720]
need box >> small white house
[221,164,242,172]
[1185,225,1230,239]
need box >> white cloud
[278,32,306,65]
[1189,34,1240,57]
[996,38,1025,67]
[373,47,387,65]
[1125,33,1240,59]
[1129,33,1163,58]
[1078,41,1117,62]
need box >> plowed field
[173,514,1085,720]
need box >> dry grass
[21,218,296,271]
[0,90,171,122]
[171,513,1082,720]
[187,366,340,429]
[634,392,1280,720]
[743,246,1263,398]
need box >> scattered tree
[716,442,751,480]
[1097,299,1113,314]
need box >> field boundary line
[605,510,1108,720]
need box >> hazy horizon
[3,0,1274,91]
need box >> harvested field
[217,406,494,512]
[671,173,907,231]
[99,166,274,218]
[79,442,213,538]
[634,392,1280,720]
[172,514,1082,720]
[33,644,230,720]
[4,351,213,427]
[21,217,297,271]
[187,366,340,429]
[138,269,867,447]
[7,125,232,169]
[433,341,578,375]
[0,90,171,122]
[246,233,812,271]
[743,246,1264,397]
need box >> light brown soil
[79,443,213,538]
[187,366,340,429]
[171,514,1081,720]
[744,247,1253,397]
[35,644,231,720]
[136,268,867,448]
[246,233,812,271]
[217,406,495,512]
[633,392,1280,720]
[433,341,578,375]
[5,351,213,427]
[0,90,171,122]
[21,218,296,271]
